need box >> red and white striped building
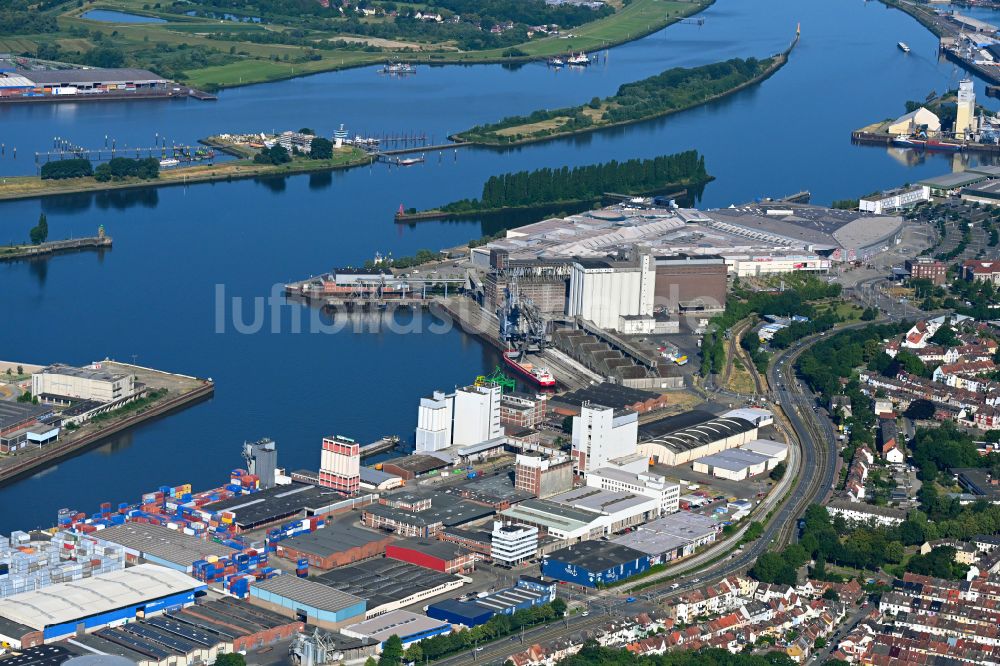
[319,436,360,494]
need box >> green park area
[3,0,711,90]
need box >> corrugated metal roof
[96,522,235,567]
[0,75,35,88]
[250,575,363,613]
[0,564,202,629]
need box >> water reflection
[95,188,160,210]
[255,175,287,193]
[41,188,160,214]
[309,171,333,190]
[28,258,47,286]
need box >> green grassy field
[7,0,711,90]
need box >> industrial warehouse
[0,564,205,646]
[0,68,176,101]
[540,541,651,588]
[474,200,901,276]
[316,558,466,618]
[0,387,792,664]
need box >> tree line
[94,158,160,182]
[553,643,797,666]
[377,598,566,663]
[752,486,1000,585]
[40,159,94,180]
[458,56,777,144]
[440,151,708,212]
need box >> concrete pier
[0,235,112,262]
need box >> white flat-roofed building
[491,521,539,566]
[611,512,719,563]
[0,564,204,643]
[572,404,638,472]
[859,185,931,214]
[721,408,773,427]
[692,449,773,480]
[739,439,787,467]
[32,363,135,404]
[548,486,658,534]
[605,452,651,474]
[341,609,451,648]
[498,499,604,542]
[729,255,832,277]
[585,467,680,515]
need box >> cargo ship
[892,136,963,151]
[898,41,910,53]
[503,350,556,387]
[567,52,592,66]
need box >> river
[0,0,996,531]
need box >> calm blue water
[80,10,167,23]
[0,0,998,531]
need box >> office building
[585,468,680,515]
[500,392,548,428]
[963,259,1000,284]
[862,185,931,215]
[571,404,638,473]
[491,522,539,566]
[906,257,948,285]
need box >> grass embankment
[452,43,797,146]
[4,0,711,90]
[0,148,371,202]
